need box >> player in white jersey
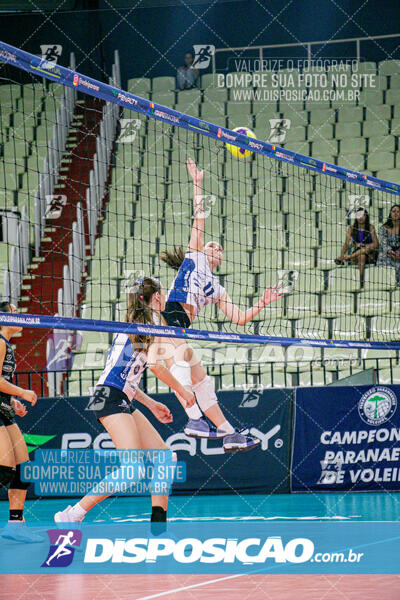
[160,158,283,452]
[54,277,195,528]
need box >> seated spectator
[335,207,378,286]
[177,51,199,90]
[377,204,400,285]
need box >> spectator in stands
[377,204,400,285]
[335,207,378,286]
[177,51,199,90]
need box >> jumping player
[54,277,194,527]
[0,302,40,542]
[160,158,283,451]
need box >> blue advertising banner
[1,521,399,574]
[4,388,292,497]
[292,385,400,492]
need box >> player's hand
[21,389,37,405]
[181,387,196,408]
[12,399,27,417]
[260,283,285,307]
[186,158,204,185]
[151,402,173,424]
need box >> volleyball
[226,126,256,158]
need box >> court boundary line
[135,573,246,600]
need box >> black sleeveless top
[0,334,16,405]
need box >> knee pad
[192,376,218,411]
[0,465,15,489]
[10,463,30,491]
[170,361,192,389]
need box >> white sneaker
[54,505,82,523]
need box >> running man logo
[193,195,217,219]
[192,45,215,69]
[268,119,291,144]
[42,529,82,568]
[347,194,369,220]
[239,388,263,408]
[45,195,67,219]
[117,118,142,143]
[40,45,62,63]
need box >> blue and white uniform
[96,334,147,402]
[165,251,225,326]
[89,330,153,419]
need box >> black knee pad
[10,463,30,491]
[0,465,14,489]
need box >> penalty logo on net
[358,386,397,426]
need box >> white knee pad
[192,376,218,411]
[170,361,192,388]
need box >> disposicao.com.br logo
[82,536,363,566]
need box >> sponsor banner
[0,40,398,197]
[1,521,399,574]
[4,389,292,498]
[292,385,400,492]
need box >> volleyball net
[1,41,400,394]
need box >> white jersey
[96,333,147,401]
[167,251,225,316]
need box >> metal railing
[212,33,400,71]
[14,356,400,397]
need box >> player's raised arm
[216,284,284,326]
[187,158,205,252]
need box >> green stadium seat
[317,244,342,270]
[376,367,400,385]
[309,108,335,124]
[390,74,400,89]
[284,140,310,155]
[286,293,319,318]
[340,137,366,154]
[359,89,384,106]
[201,73,217,89]
[363,120,389,137]
[328,267,361,293]
[339,154,365,170]
[295,317,328,339]
[337,106,363,122]
[298,369,332,387]
[321,224,347,244]
[312,140,338,158]
[127,77,151,96]
[376,169,400,183]
[332,316,366,340]
[175,102,200,117]
[322,292,354,317]
[363,266,397,290]
[379,60,400,75]
[323,346,359,370]
[370,316,400,341]
[279,101,305,114]
[307,123,334,141]
[367,152,395,171]
[357,291,390,316]
[369,135,396,153]
[152,76,176,91]
[283,249,315,271]
[361,348,397,370]
[364,105,391,121]
[335,122,361,139]
[294,271,324,293]
[151,91,175,106]
[390,289,400,313]
[204,88,228,102]
[385,89,400,105]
